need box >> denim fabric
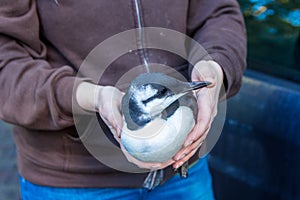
[20,157,215,200]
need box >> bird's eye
[156,88,168,96]
[142,85,169,104]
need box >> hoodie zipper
[132,0,189,190]
[133,0,150,73]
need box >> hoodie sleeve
[187,0,247,98]
[0,0,80,130]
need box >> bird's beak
[185,81,212,92]
[149,81,211,118]
[190,81,212,89]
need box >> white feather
[121,106,195,162]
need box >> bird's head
[121,73,211,130]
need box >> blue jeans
[20,158,215,200]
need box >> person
[0,0,246,199]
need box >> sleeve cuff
[55,74,95,118]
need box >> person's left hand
[172,60,224,169]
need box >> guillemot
[121,73,211,162]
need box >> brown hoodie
[0,0,246,188]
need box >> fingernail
[151,164,161,169]
[176,153,185,161]
[178,162,184,168]
[174,162,183,169]
[184,140,193,148]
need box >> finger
[173,116,213,168]
[150,159,175,170]
[120,143,174,170]
[184,119,212,155]
[183,88,213,147]
[183,120,210,147]
[174,137,204,161]
[178,121,212,165]
[113,91,124,137]
[99,112,121,143]
[173,146,200,169]
[110,110,123,138]
[183,116,210,148]
[129,156,175,170]
[99,104,123,138]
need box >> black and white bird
[121,73,211,163]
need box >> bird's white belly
[121,106,195,162]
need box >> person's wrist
[76,81,103,112]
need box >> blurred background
[0,0,300,199]
[210,0,300,199]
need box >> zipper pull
[179,161,189,178]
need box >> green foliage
[238,0,300,70]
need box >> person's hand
[76,82,175,169]
[76,82,123,141]
[96,85,124,140]
[76,82,123,139]
[97,86,175,170]
[172,60,224,169]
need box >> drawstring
[143,161,189,190]
[133,0,190,189]
[133,0,150,73]
[143,169,164,190]
[133,0,164,189]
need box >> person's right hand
[98,86,175,170]
[96,85,124,141]
[76,82,123,140]
[76,82,174,170]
